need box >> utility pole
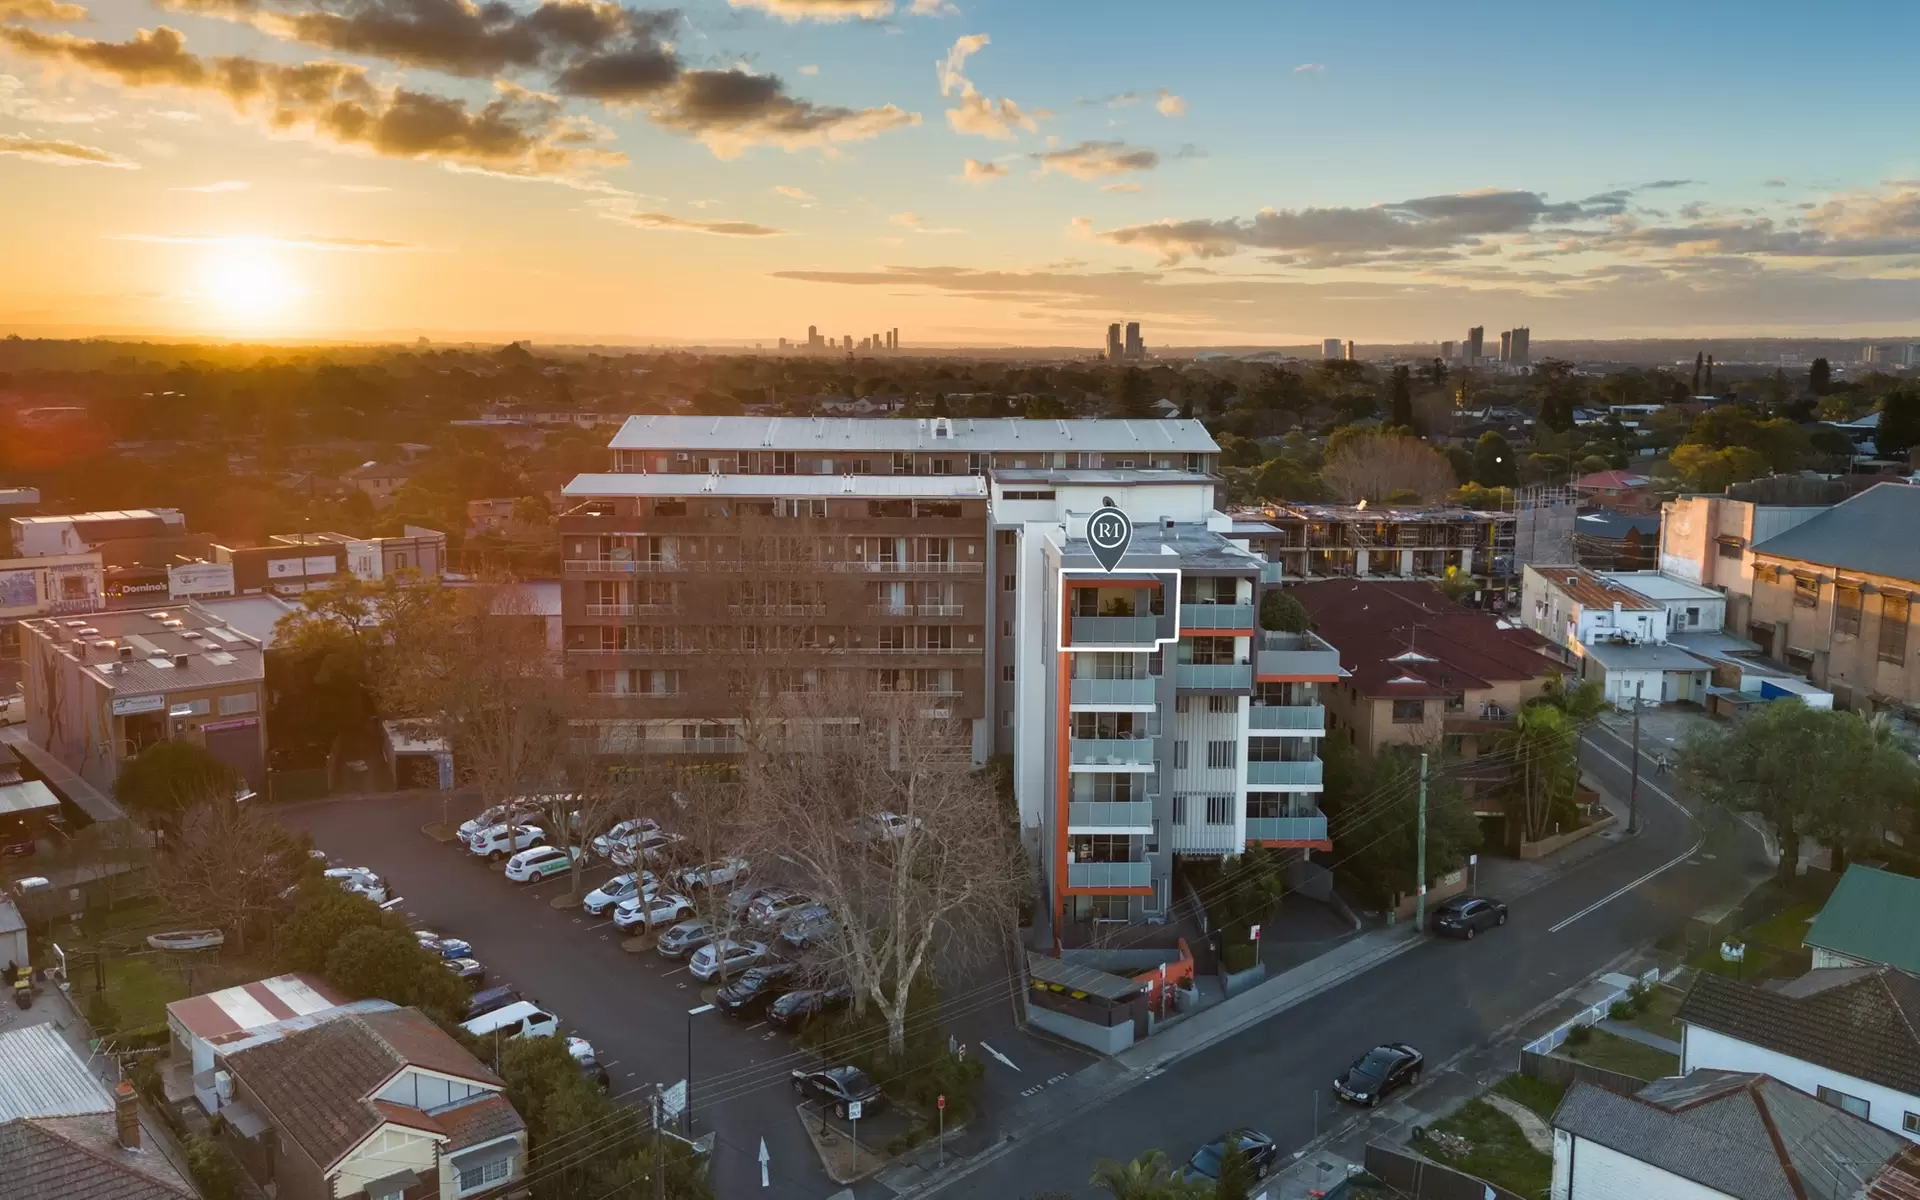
[652,1085,665,1200]
[1628,681,1643,835]
[1415,753,1429,931]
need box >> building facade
[0,551,103,659]
[7,508,186,558]
[1659,491,1830,637]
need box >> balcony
[566,558,649,575]
[1246,759,1324,789]
[1248,704,1326,733]
[1070,615,1160,646]
[1255,630,1343,680]
[628,737,742,755]
[1069,738,1155,770]
[824,560,983,575]
[1169,822,1245,856]
[584,603,678,617]
[1066,801,1155,831]
[1259,561,1285,584]
[728,603,828,616]
[1179,603,1254,631]
[1068,677,1157,709]
[1066,861,1151,889]
[1246,813,1330,844]
[1174,662,1252,691]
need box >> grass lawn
[1688,898,1820,981]
[89,955,268,1032]
[1416,1098,1551,1200]
[1560,1028,1680,1080]
[1621,985,1685,1044]
[1493,1074,1567,1122]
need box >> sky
[6,0,1920,347]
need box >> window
[1208,696,1235,714]
[1835,584,1862,637]
[1685,606,1700,627]
[1175,695,1192,713]
[1206,740,1235,769]
[1171,795,1188,824]
[1881,593,1910,664]
[770,452,795,475]
[458,1155,515,1193]
[891,452,913,476]
[1173,741,1188,769]
[1443,694,1465,713]
[1205,795,1232,825]
[1717,539,1743,560]
[1002,574,1016,591]
[1391,699,1425,724]
[999,530,1017,547]
[1794,574,1820,609]
[1905,1111,1920,1135]
[1001,665,1015,682]
[1817,1086,1870,1120]
[932,458,954,476]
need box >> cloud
[1033,140,1158,180]
[1640,179,1697,190]
[600,208,786,236]
[0,0,88,19]
[889,210,961,234]
[936,33,1043,140]
[1764,177,1787,187]
[1154,87,1184,117]
[1293,63,1323,74]
[727,0,895,20]
[1100,182,1142,193]
[171,178,249,191]
[798,64,818,75]
[0,72,115,122]
[961,156,1005,182]
[333,182,388,191]
[113,231,409,248]
[1558,186,1920,260]
[0,24,626,179]
[637,67,919,157]
[772,184,814,202]
[0,131,138,167]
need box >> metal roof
[1530,565,1662,611]
[1805,865,1920,975]
[1578,640,1714,672]
[1752,482,1920,582]
[1596,571,1724,602]
[1026,952,1143,1002]
[0,1025,112,1121]
[21,604,265,696]
[608,416,1219,454]
[564,473,988,499]
[0,780,58,817]
[992,468,1216,487]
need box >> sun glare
[196,241,304,328]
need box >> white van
[461,1001,558,1041]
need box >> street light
[684,1003,715,1136]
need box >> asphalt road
[276,791,1090,1200]
[918,719,1771,1199]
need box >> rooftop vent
[118,645,134,661]
[172,653,189,669]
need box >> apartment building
[1659,483,1832,636]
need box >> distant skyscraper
[807,324,819,349]
[891,328,899,351]
[1441,340,1456,361]
[1466,326,1485,363]
[1321,338,1344,359]
[1107,323,1124,361]
[1125,321,1143,359]
[1904,343,1917,369]
[1499,330,1512,362]
[843,335,853,351]
[1345,340,1357,361]
[1510,326,1530,365]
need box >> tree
[1089,1150,1207,1200]
[1810,357,1831,395]
[156,800,305,955]
[1319,740,1481,908]
[1110,367,1154,419]
[116,741,237,831]
[1319,434,1456,503]
[281,883,393,974]
[1471,432,1518,487]
[1705,354,1714,391]
[1878,387,1920,460]
[324,925,469,1022]
[1388,365,1414,430]
[1214,1136,1254,1200]
[1258,590,1310,633]
[1669,444,1769,493]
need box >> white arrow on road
[978,1041,1019,1071]
[758,1137,770,1187]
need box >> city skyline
[5,1,1920,345]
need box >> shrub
[185,1136,243,1200]
[1563,1024,1593,1046]
[1222,940,1261,974]
[1259,590,1311,633]
[1608,1000,1633,1021]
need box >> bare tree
[1320,433,1457,503]
[156,800,306,955]
[736,683,1024,1056]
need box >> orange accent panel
[1182,627,1255,639]
[1252,840,1333,852]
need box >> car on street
[504,845,584,884]
[324,867,388,903]
[677,857,750,890]
[443,957,487,987]
[612,892,693,932]
[715,963,799,1017]
[583,871,656,916]
[791,1066,882,1120]
[589,818,659,860]
[1333,1043,1423,1107]
[655,919,717,960]
[458,805,540,842]
[1429,895,1509,939]
[689,939,768,982]
[414,931,473,959]
[1178,1129,1278,1183]
[766,983,852,1032]
[779,905,836,951]
[461,1001,558,1041]
[468,824,546,861]
[749,889,817,929]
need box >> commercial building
[7,507,186,558]
[0,551,103,659]
[1124,321,1143,359]
[1519,565,1721,706]
[19,601,268,793]
[1659,482,1833,636]
[1321,338,1344,360]
[206,528,446,596]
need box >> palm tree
[1088,1150,1205,1199]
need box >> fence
[1519,1048,1654,1096]
[1522,965,1662,1054]
[1364,1143,1528,1200]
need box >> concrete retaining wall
[1029,1005,1135,1054]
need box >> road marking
[978,1041,1019,1071]
[1581,733,1686,817]
[1548,836,1703,933]
[747,1022,768,1032]
[759,1137,770,1188]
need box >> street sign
[937,1094,946,1110]
[1086,506,1132,572]
[1249,923,1262,941]
[847,1100,864,1121]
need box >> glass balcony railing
[1248,704,1326,732]
[1255,630,1343,679]
[1246,759,1324,788]
[1174,662,1252,690]
[1179,603,1255,630]
[1069,738,1156,768]
[1070,615,1160,645]
[1069,677,1157,708]
[1259,561,1285,584]
[1066,801,1155,830]
[1245,814,1329,842]
[1066,861,1151,889]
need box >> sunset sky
[5,0,1920,346]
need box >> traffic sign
[1249,923,1262,941]
[937,1094,946,1110]
[847,1100,864,1121]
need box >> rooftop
[1579,639,1713,672]
[189,594,301,648]
[7,508,183,528]
[607,415,1220,454]
[1596,570,1724,602]
[1230,501,1510,523]
[1573,469,1652,490]
[1677,965,1920,1096]
[21,603,265,696]
[563,473,989,499]
[1290,580,1560,699]
[0,1024,112,1122]
[1804,865,1920,975]
[1530,564,1662,611]
[166,972,349,1045]
[992,467,1216,487]
[1057,521,1263,573]
[1752,482,1920,582]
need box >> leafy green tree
[1810,357,1831,395]
[1214,1136,1254,1200]
[324,926,468,1022]
[1494,678,1603,844]
[281,884,393,974]
[116,741,238,830]
[1089,1150,1206,1199]
[1388,365,1414,430]
[1320,740,1481,908]
[1878,387,1920,460]
[1669,444,1769,493]
[1258,590,1311,633]
[1470,432,1519,488]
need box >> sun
[196,241,304,329]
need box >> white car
[590,818,660,860]
[678,858,750,890]
[468,824,546,861]
[583,871,657,916]
[610,830,685,868]
[861,811,924,842]
[461,1001,557,1041]
[612,892,693,932]
[689,938,768,982]
[504,845,584,883]
[324,867,388,903]
[458,805,540,842]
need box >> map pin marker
[1087,506,1132,572]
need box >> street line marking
[1549,836,1703,933]
[747,1022,768,1032]
[979,1041,1019,1071]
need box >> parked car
[766,984,852,1032]
[1333,1043,1423,1107]
[0,684,25,728]
[1178,1130,1278,1183]
[590,817,659,860]
[461,1000,558,1041]
[724,884,777,918]
[749,889,817,930]
[414,931,473,959]
[678,857,750,890]
[610,830,684,868]
[504,845,585,884]
[613,892,694,932]
[1429,895,1508,940]
[468,824,546,861]
[790,1066,882,1120]
[656,920,717,961]
[458,805,539,842]
[689,939,768,982]
[443,957,487,987]
[779,906,836,951]
[569,1037,610,1090]
[715,963,798,1017]
[465,985,522,1022]
[583,871,656,916]
[857,811,923,842]
[324,867,388,903]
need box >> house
[165,971,353,1112]
[1520,565,1716,706]
[1746,482,1920,711]
[0,1023,196,1200]
[1551,1070,1919,1200]
[1572,468,1655,512]
[1804,865,1920,975]
[1678,966,1920,1142]
[347,462,412,507]
[218,1003,527,1200]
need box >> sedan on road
[414,931,473,959]
[656,920,717,960]
[766,984,852,1032]
[1430,895,1509,940]
[791,1066,882,1120]
[716,963,798,1018]
[612,892,694,932]
[1178,1129,1278,1183]
[583,871,656,916]
[1333,1043,1423,1107]
[504,845,584,884]
[689,938,768,982]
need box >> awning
[1026,953,1142,1003]
[220,1099,270,1139]
[362,1168,419,1200]
[448,1137,518,1172]
[0,780,59,817]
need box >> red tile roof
[1291,580,1561,699]
[433,1094,525,1151]
[1574,470,1650,491]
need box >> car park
[465,985,522,1022]
[612,892,693,932]
[324,867,388,903]
[461,1000,558,1041]
[766,984,851,1032]
[655,920,717,960]
[609,829,683,868]
[715,963,798,1018]
[749,889,817,930]
[1178,1130,1278,1183]
[1333,1043,1423,1107]
[689,939,768,982]
[1430,895,1508,939]
[779,906,836,951]
[443,957,487,987]
[414,932,473,959]
[583,871,656,916]
[589,818,659,860]
[790,1066,882,1119]
[458,805,540,842]
[677,857,750,890]
[724,884,776,918]
[468,824,547,861]
[504,845,584,883]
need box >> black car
[716,963,798,1017]
[655,920,716,961]
[791,1065,882,1119]
[442,957,487,988]
[1333,1043,1423,1107]
[766,983,852,1031]
[1179,1129,1278,1183]
[1430,895,1509,940]
[464,984,522,1022]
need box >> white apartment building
[1519,565,1716,706]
